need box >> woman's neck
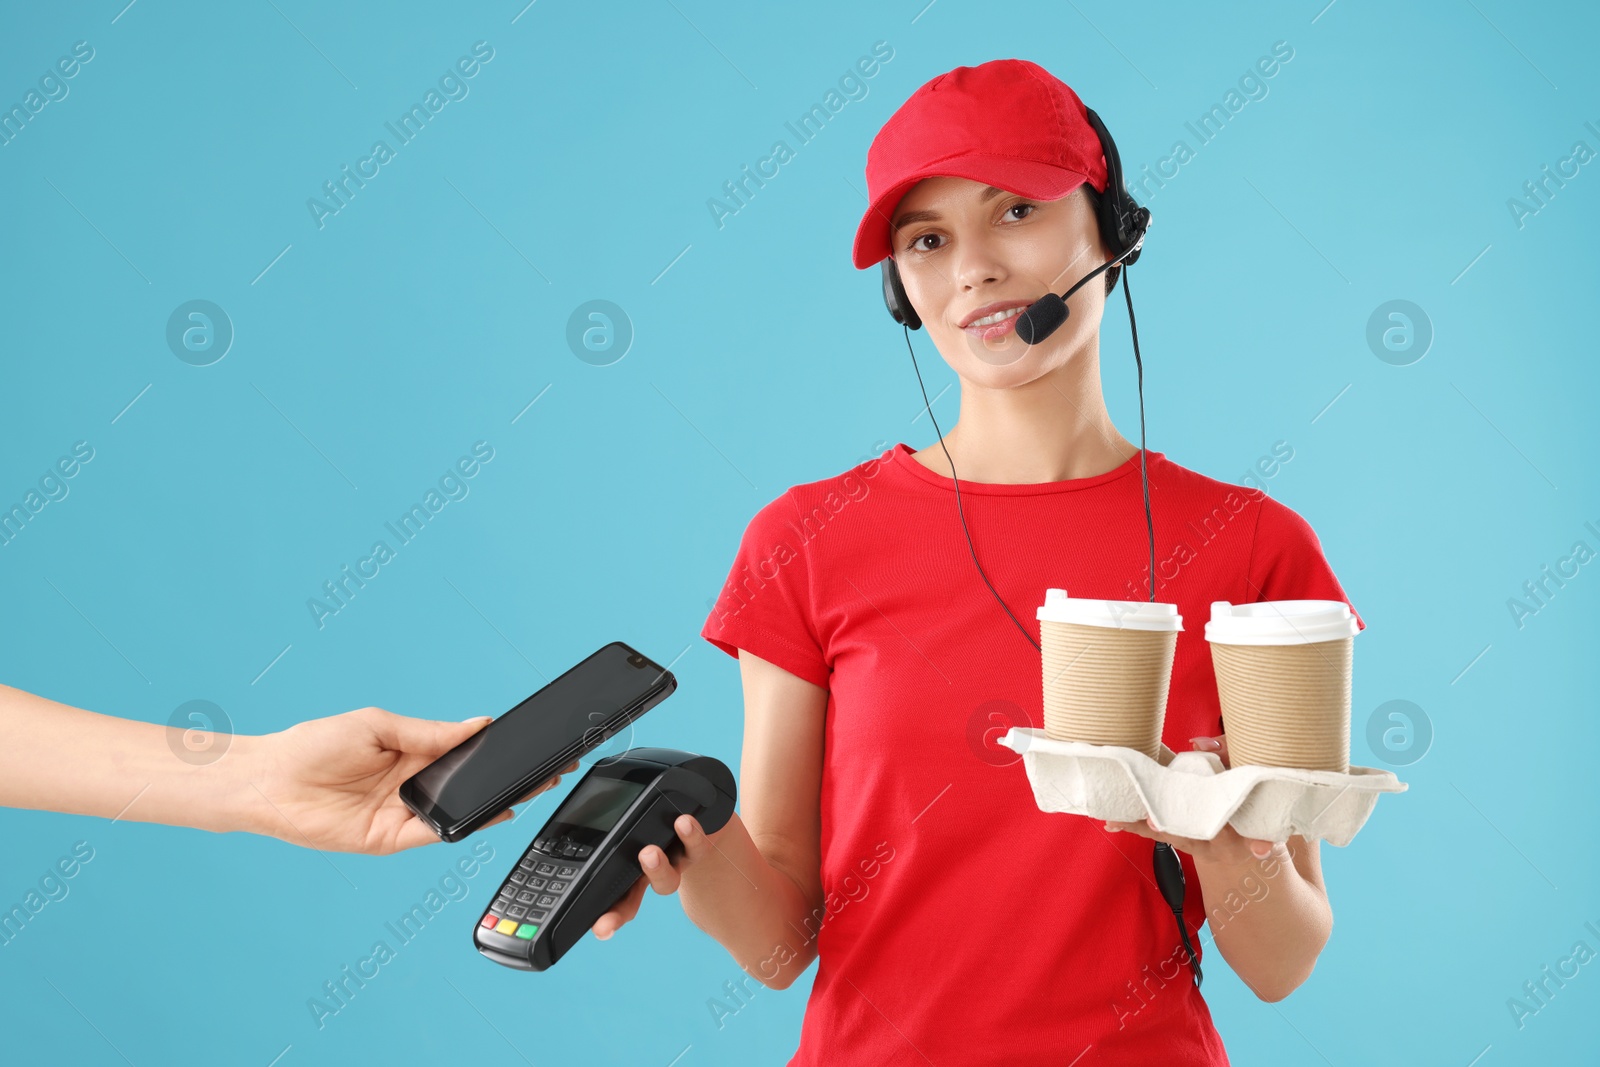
[910,356,1138,484]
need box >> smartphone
[399,641,676,842]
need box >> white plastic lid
[1035,588,1183,632]
[1205,600,1359,645]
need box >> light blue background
[2,1,1596,1064]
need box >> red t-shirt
[700,442,1364,1066]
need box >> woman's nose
[952,236,1007,289]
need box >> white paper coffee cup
[1205,600,1359,772]
[1037,589,1183,759]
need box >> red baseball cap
[851,58,1109,270]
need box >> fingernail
[1104,823,1121,832]
[1190,737,1220,751]
[642,851,659,870]
[596,928,610,940]
[463,715,493,724]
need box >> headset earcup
[1093,193,1124,277]
[881,257,921,330]
[1084,107,1148,268]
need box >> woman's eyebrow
[892,185,1010,232]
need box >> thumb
[639,814,707,894]
[672,813,713,862]
[366,708,492,756]
[1190,734,1230,768]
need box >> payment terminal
[474,748,736,971]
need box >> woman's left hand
[1103,733,1288,868]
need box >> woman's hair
[1078,184,1122,296]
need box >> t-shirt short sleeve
[1247,494,1365,631]
[701,491,831,689]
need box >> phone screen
[408,643,668,829]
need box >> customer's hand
[1103,732,1289,867]
[591,812,720,940]
[246,706,576,855]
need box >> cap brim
[851,154,1093,270]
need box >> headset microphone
[1014,231,1147,347]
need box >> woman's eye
[907,206,1030,252]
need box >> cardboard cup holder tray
[999,727,1407,846]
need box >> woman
[595,59,1362,1064]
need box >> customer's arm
[0,683,571,854]
[593,649,827,990]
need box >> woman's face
[888,175,1112,381]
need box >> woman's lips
[962,307,1024,341]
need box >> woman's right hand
[591,812,714,940]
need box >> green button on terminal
[515,924,538,939]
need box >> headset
[879,107,1201,989]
